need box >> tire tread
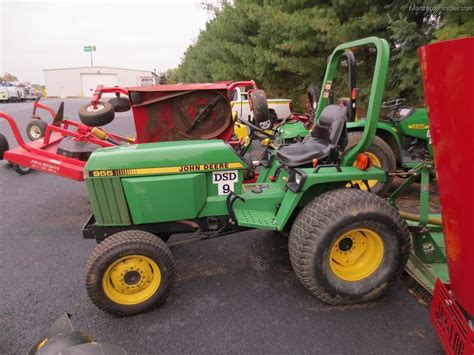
[84,230,175,316]
[289,188,410,305]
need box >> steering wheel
[382,98,406,109]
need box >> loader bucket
[419,37,474,316]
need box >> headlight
[295,173,302,185]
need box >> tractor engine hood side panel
[84,140,247,226]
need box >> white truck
[0,86,8,102]
[230,86,292,129]
[0,85,22,103]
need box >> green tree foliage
[435,0,474,40]
[175,0,474,109]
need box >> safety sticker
[212,170,238,195]
[427,129,431,144]
[242,183,270,191]
[322,80,332,99]
[408,123,429,129]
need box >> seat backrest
[311,104,347,146]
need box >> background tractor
[80,37,411,317]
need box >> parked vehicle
[0,84,21,102]
[0,87,8,102]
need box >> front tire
[85,230,175,316]
[344,131,396,195]
[289,188,410,305]
[26,119,48,141]
[108,97,131,112]
[0,133,9,160]
[79,101,115,127]
[12,164,31,175]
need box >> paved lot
[0,99,442,354]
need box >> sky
[0,0,212,84]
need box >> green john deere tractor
[80,37,411,316]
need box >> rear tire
[79,101,115,127]
[85,230,175,316]
[0,133,9,160]
[344,131,396,195]
[26,119,48,141]
[289,188,410,305]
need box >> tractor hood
[85,140,246,177]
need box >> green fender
[276,121,309,143]
[273,165,386,230]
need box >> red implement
[1,81,257,181]
[419,37,474,317]
[92,81,256,144]
[1,112,127,181]
[431,280,474,355]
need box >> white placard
[212,170,238,195]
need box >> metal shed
[43,66,154,98]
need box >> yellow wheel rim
[349,152,382,190]
[102,255,161,305]
[329,228,384,281]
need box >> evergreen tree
[174,0,474,109]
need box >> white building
[43,66,154,98]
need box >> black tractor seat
[277,105,348,167]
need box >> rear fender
[274,166,386,230]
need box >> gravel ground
[0,99,442,354]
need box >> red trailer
[419,37,474,354]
